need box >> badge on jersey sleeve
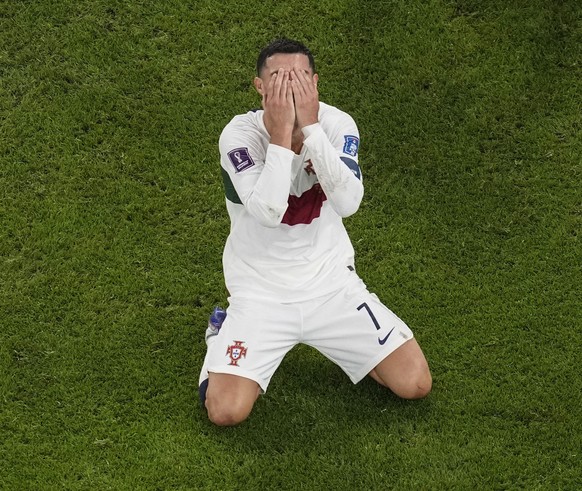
[343,135,360,157]
[228,147,255,172]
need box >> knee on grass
[205,396,253,426]
[395,368,432,400]
[202,374,260,426]
[372,364,433,400]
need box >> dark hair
[256,39,316,76]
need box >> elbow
[256,208,286,227]
[330,187,363,218]
[245,193,288,228]
[334,200,361,218]
[250,202,287,227]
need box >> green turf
[1,0,580,489]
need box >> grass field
[1,0,581,489]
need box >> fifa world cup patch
[227,147,255,172]
[226,340,247,366]
[343,135,360,157]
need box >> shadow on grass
[197,344,433,453]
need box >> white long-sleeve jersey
[219,102,364,302]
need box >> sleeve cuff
[267,143,295,159]
[301,122,322,139]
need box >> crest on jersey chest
[226,340,247,366]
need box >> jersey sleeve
[219,124,294,228]
[301,114,363,218]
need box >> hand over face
[291,68,319,129]
[262,69,295,145]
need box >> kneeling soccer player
[199,38,432,426]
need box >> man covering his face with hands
[199,39,432,426]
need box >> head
[254,38,318,96]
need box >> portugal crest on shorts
[226,340,247,366]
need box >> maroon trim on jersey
[281,184,327,226]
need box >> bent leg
[370,339,432,399]
[204,372,260,426]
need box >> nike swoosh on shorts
[378,327,395,345]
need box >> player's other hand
[291,68,319,129]
[262,69,295,149]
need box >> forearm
[302,124,363,217]
[242,144,294,227]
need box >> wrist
[270,130,293,150]
[301,122,321,138]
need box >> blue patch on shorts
[343,135,360,157]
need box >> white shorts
[199,274,413,392]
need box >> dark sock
[199,378,209,406]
